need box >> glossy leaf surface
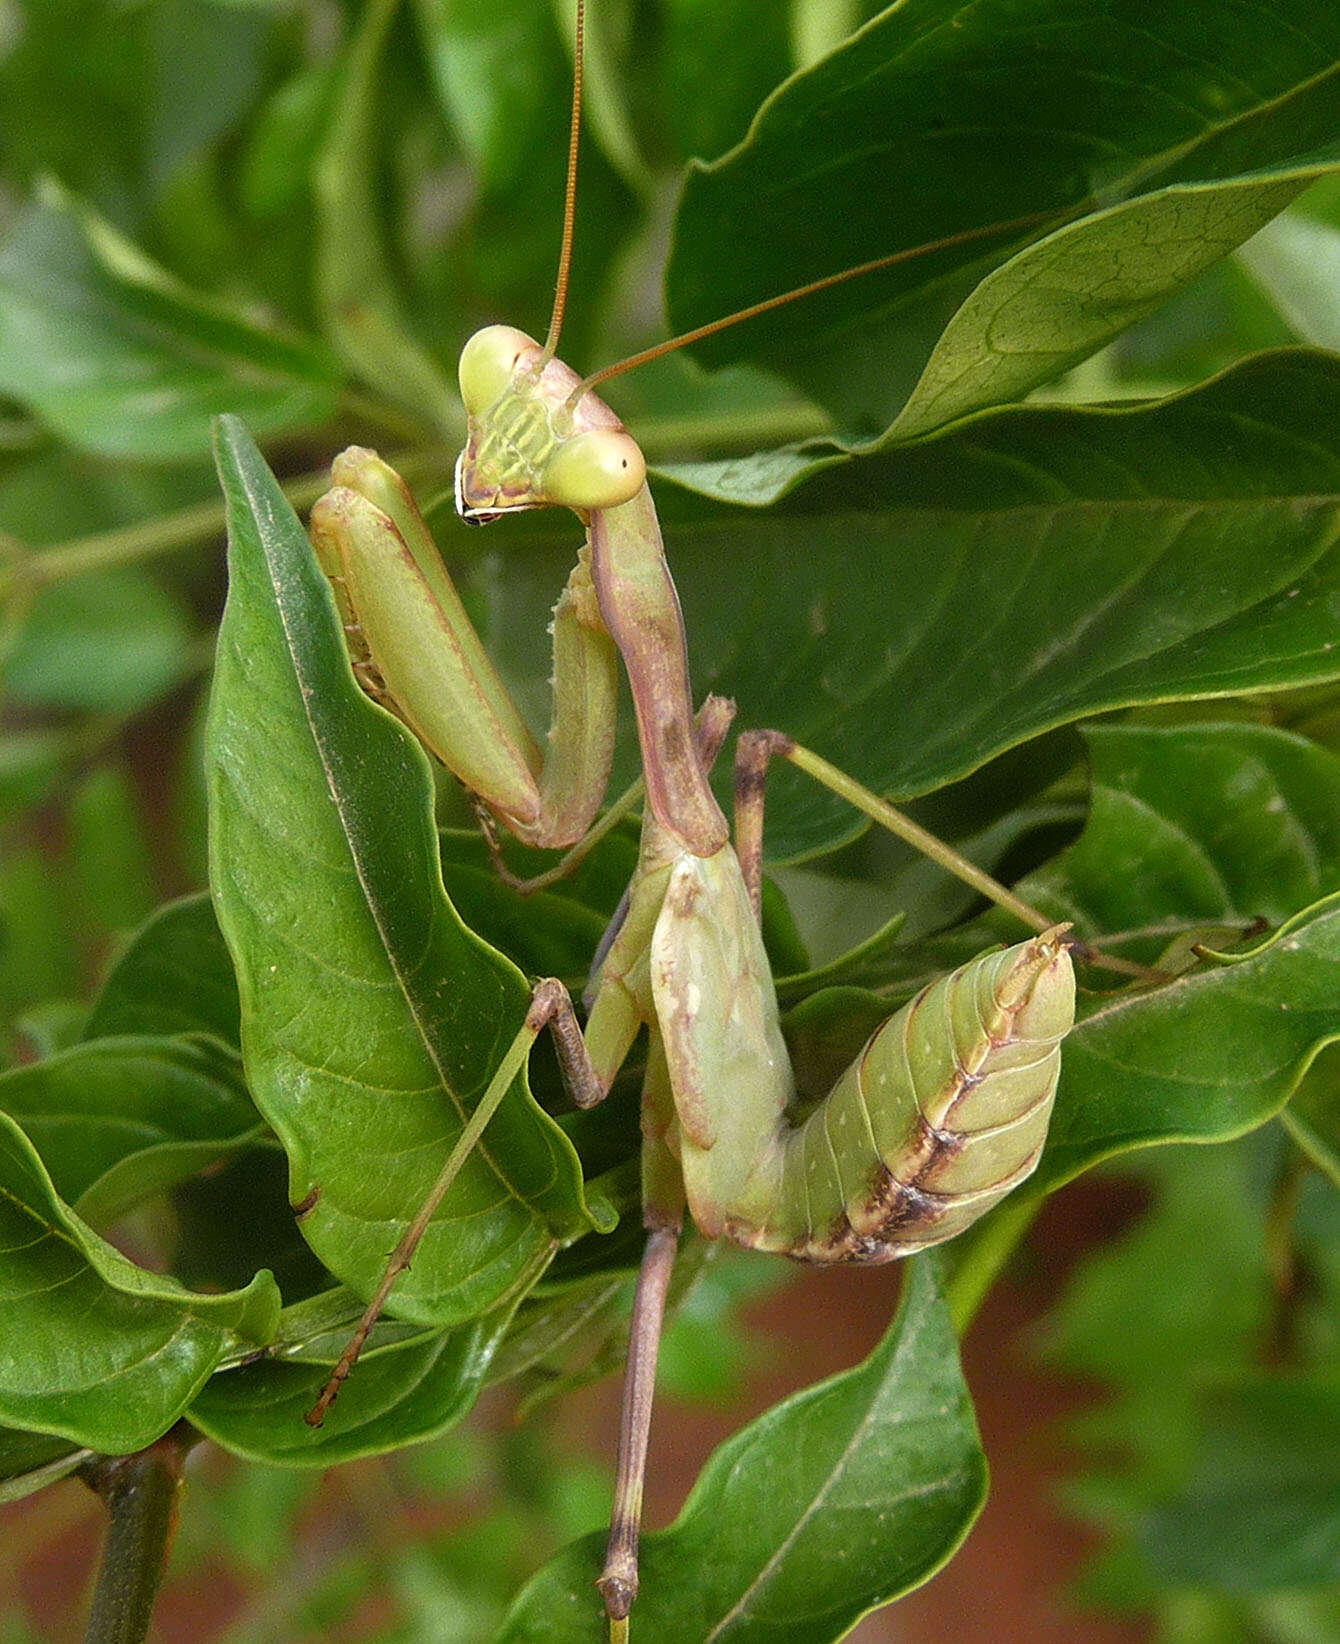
[83,894,241,1047]
[1043,898,1340,1193]
[778,723,1340,1195]
[0,1107,277,1452]
[482,351,1340,861]
[189,1301,507,1467]
[0,1035,260,1229]
[668,0,1340,435]
[497,1258,985,1643]
[207,417,602,1328]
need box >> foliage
[2,0,1340,1639]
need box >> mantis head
[455,324,646,524]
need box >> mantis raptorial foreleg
[311,446,621,852]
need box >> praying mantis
[302,4,1078,1634]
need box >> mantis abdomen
[649,843,1074,1264]
[748,932,1072,1262]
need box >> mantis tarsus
[304,5,1078,1632]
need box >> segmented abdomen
[727,931,1074,1264]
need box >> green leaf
[0,0,147,210]
[9,1002,88,1063]
[0,1035,261,1229]
[889,163,1329,443]
[1238,212,1340,352]
[143,0,272,187]
[189,1304,508,1467]
[4,567,196,714]
[0,436,220,548]
[771,723,1340,1193]
[238,59,335,220]
[169,1144,330,1302]
[1282,1048,1340,1185]
[1036,1139,1274,1577]
[1039,1143,1269,1400]
[979,726,1340,1190]
[414,0,571,197]
[984,723,1340,1189]
[659,0,793,164]
[207,416,603,1331]
[1141,1379,1340,1591]
[491,351,1340,861]
[0,190,341,460]
[1041,897,1340,1194]
[439,860,612,990]
[496,1258,985,1643]
[1029,722,1340,937]
[0,1105,278,1452]
[549,0,649,194]
[0,1425,87,1505]
[83,893,241,1047]
[667,0,1340,435]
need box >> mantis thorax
[455,324,645,523]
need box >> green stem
[0,450,448,598]
[943,1195,1042,1335]
[81,1426,195,1644]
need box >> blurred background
[4,1,1340,1640]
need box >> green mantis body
[309,314,1075,1629]
[302,12,1076,1630]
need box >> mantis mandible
[305,6,1077,1634]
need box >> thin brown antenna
[540,0,585,365]
[568,207,1054,404]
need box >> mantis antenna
[539,0,586,366]
[569,204,1055,408]
[537,0,1057,416]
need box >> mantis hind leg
[734,730,1162,980]
[733,729,1057,934]
[596,1221,680,1629]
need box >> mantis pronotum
[305,6,1076,1633]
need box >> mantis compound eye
[543,428,646,510]
[458,324,538,417]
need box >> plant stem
[0,450,448,599]
[943,1195,1041,1335]
[80,1425,196,1644]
